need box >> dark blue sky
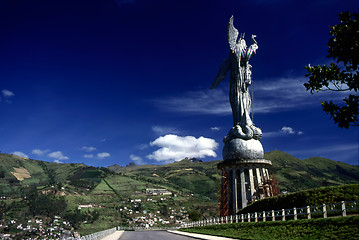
[1,0,358,166]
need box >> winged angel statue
[211,16,262,143]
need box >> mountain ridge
[0,150,358,196]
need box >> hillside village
[0,187,190,239]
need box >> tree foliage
[188,210,200,221]
[304,11,359,128]
[64,209,100,229]
[26,188,67,217]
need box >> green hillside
[0,153,102,195]
[0,151,358,237]
[239,184,359,214]
[110,159,222,200]
[266,150,359,192]
[1,150,358,197]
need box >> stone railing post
[307,206,311,219]
[241,214,244,222]
[272,210,275,221]
[282,209,285,221]
[263,211,266,222]
[342,201,347,217]
[254,212,258,222]
[236,214,239,223]
[323,204,327,218]
[247,213,251,222]
[293,207,297,220]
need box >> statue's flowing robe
[230,41,257,129]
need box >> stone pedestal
[218,138,273,214]
[223,138,264,160]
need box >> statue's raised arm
[245,34,258,59]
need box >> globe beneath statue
[223,138,264,161]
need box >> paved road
[119,230,195,240]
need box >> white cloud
[211,127,221,131]
[147,134,218,163]
[130,154,145,165]
[152,76,351,115]
[2,89,15,97]
[284,143,358,165]
[32,149,50,156]
[48,151,69,160]
[81,146,97,152]
[152,126,181,135]
[281,126,295,134]
[11,151,29,158]
[152,88,231,115]
[289,143,358,156]
[264,126,303,138]
[1,89,15,103]
[97,152,110,159]
[54,160,63,164]
[84,154,94,158]
[136,144,149,150]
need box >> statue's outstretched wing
[210,58,230,89]
[228,16,239,52]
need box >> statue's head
[237,38,247,49]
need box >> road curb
[101,230,124,240]
[167,230,236,240]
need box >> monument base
[223,138,264,161]
[219,137,274,215]
[218,159,273,215]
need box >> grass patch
[181,216,359,239]
[240,184,359,214]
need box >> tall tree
[304,11,359,129]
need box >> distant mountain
[1,151,358,197]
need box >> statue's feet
[251,125,262,140]
[223,124,254,143]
